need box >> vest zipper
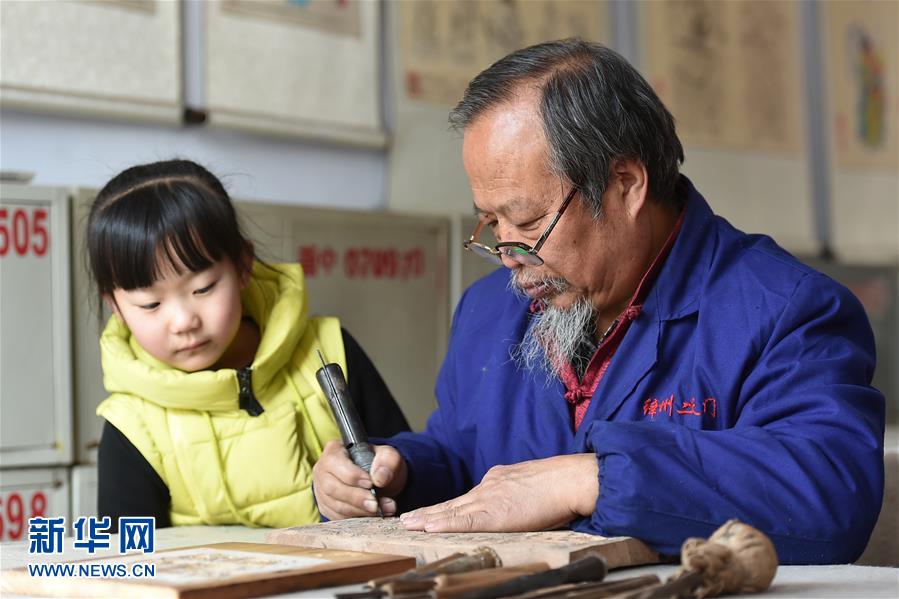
[237,367,264,416]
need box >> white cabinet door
[0,184,73,467]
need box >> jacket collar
[100,263,308,412]
[572,177,718,430]
[646,175,716,322]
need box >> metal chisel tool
[316,350,383,517]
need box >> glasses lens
[498,246,544,267]
[465,241,503,265]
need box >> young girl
[88,159,408,529]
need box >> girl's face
[109,257,249,372]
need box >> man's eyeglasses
[463,186,578,267]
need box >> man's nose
[492,223,507,244]
[499,250,522,270]
[492,224,523,270]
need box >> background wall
[0,0,387,208]
[2,1,896,254]
[0,107,386,210]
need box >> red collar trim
[560,207,686,401]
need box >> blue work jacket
[383,181,885,564]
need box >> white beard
[508,272,597,379]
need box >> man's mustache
[510,270,571,296]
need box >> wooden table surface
[2,526,897,598]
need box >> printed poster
[644,0,803,154]
[222,0,360,38]
[401,0,608,106]
[824,0,899,170]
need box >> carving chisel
[316,350,383,517]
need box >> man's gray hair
[449,39,685,215]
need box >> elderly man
[313,40,884,564]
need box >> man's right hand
[312,440,408,520]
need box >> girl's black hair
[87,159,251,316]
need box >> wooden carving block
[267,518,658,569]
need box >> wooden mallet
[625,519,779,599]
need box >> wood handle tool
[370,548,501,588]
[451,554,608,599]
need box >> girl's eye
[139,302,160,311]
[194,281,217,295]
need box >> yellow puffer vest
[96,263,342,527]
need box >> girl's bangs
[93,183,235,292]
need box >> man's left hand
[399,453,599,532]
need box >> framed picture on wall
[204,0,385,148]
[0,1,181,123]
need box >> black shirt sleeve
[342,327,411,437]
[97,421,172,531]
[96,328,409,529]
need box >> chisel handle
[315,361,371,458]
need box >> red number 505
[0,207,49,258]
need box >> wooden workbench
[1,525,896,598]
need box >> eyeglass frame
[463,185,579,267]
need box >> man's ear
[611,159,649,219]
